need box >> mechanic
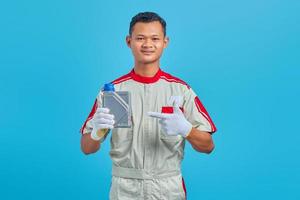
[80,11,217,200]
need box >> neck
[133,61,160,77]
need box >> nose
[142,39,153,49]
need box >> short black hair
[129,12,167,36]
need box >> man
[80,12,217,200]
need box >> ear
[126,35,131,48]
[163,36,169,49]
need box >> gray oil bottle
[102,83,132,128]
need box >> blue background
[0,0,299,199]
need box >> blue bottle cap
[103,83,115,91]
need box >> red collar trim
[130,68,163,84]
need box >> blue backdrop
[1,0,299,199]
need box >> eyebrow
[135,34,160,37]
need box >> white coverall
[80,68,217,200]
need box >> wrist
[90,129,101,141]
[181,122,193,138]
[91,128,110,141]
[184,126,193,138]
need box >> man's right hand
[90,108,115,141]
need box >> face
[126,21,169,65]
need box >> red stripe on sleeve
[182,177,187,199]
[194,96,217,133]
[80,99,98,134]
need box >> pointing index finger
[147,111,171,119]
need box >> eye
[152,38,160,41]
[136,37,144,41]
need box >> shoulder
[160,70,191,90]
[111,71,132,85]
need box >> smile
[141,51,155,54]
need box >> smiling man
[80,12,217,200]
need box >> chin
[139,56,160,64]
[139,59,158,65]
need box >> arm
[81,133,101,155]
[148,103,215,154]
[80,107,114,155]
[185,128,214,154]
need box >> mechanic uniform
[80,68,217,200]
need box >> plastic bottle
[102,83,131,128]
[94,83,115,140]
